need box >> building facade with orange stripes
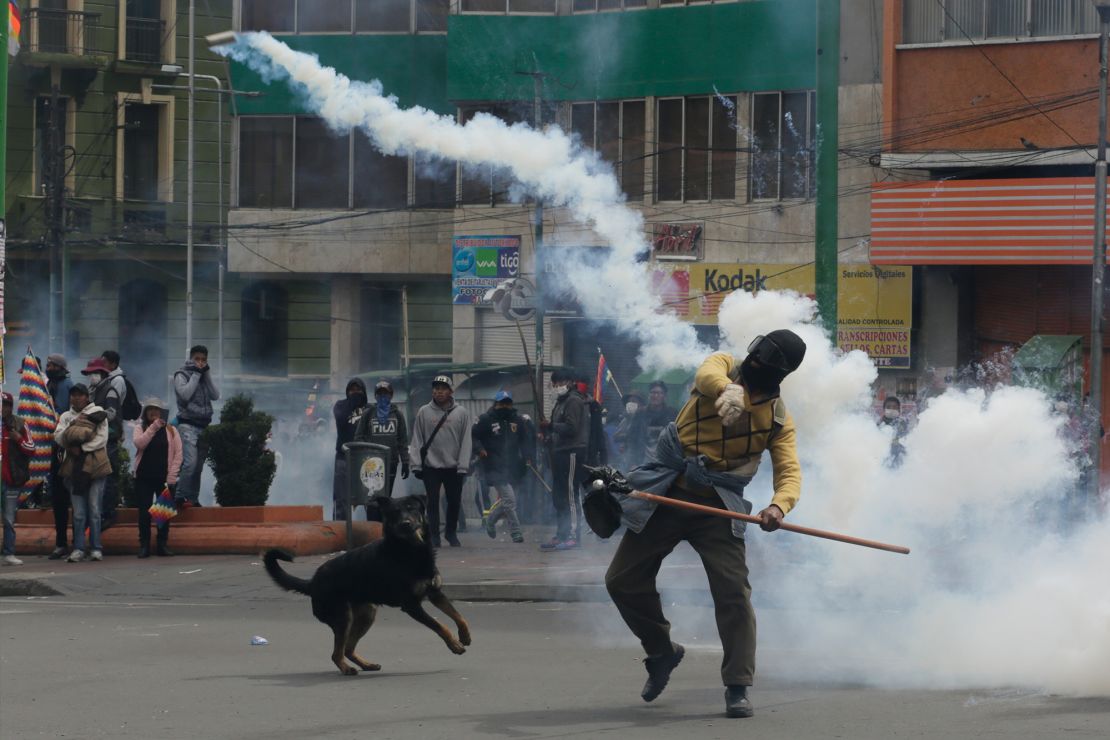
[877,1,1107,475]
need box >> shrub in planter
[116,445,136,508]
[202,395,276,507]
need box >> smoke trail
[219,32,707,370]
[713,289,1109,696]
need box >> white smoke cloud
[219,32,707,370]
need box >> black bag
[120,376,142,421]
[582,465,627,539]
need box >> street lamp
[1090,0,1110,506]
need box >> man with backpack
[174,345,220,508]
[2,392,36,566]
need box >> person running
[473,390,530,543]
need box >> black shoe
[724,685,754,718]
[48,546,68,560]
[137,546,151,559]
[445,533,461,547]
[641,643,685,702]
[155,545,175,557]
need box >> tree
[202,395,276,507]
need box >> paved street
[2,534,1108,740]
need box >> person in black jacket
[540,369,589,550]
[473,390,530,543]
[332,378,369,521]
[354,380,411,521]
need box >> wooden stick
[627,490,910,555]
[527,463,552,493]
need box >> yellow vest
[675,352,802,514]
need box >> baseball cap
[375,380,394,395]
[432,375,452,389]
[494,390,512,403]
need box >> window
[570,99,646,201]
[459,104,531,205]
[354,131,408,209]
[243,0,448,33]
[123,0,167,64]
[239,117,294,208]
[660,0,734,5]
[118,280,168,387]
[241,0,295,32]
[295,117,351,209]
[123,103,160,201]
[35,97,68,196]
[573,0,647,10]
[360,285,403,371]
[241,282,289,377]
[750,91,815,201]
[655,96,737,202]
[238,116,451,210]
[461,0,556,13]
[902,0,1098,44]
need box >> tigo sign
[452,236,522,305]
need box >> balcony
[124,17,166,65]
[21,9,109,64]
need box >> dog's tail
[263,549,312,595]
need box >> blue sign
[452,235,522,305]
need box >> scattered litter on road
[178,569,203,575]
[250,635,269,646]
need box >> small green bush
[116,445,136,508]
[202,395,276,507]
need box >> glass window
[354,131,408,209]
[684,97,709,201]
[123,103,160,201]
[571,103,594,147]
[239,117,294,208]
[416,0,449,31]
[750,91,814,201]
[461,0,505,11]
[356,0,409,32]
[295,118,351,208]
[780,92,810,199]
[298,0,352,32]
[508,0,555,11]
[622,100,645,200]
[242,0,295,32]
[458,104,526,205]
[944,0,984,38]
[711,95,737,200]
[241,282,288,377]
[750,93,779,200]
[656,98,683,201]
[597,102,621,172]
[986,0,1025,37]
[414,155,456,208]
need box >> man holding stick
[604,330,807,719]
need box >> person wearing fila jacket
[604,330,806,720]
[353,379,411,522]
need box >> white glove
[715,384,747,427]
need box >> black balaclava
[740,329,807,394]
[346,378,368,410]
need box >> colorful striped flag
[16,349,57,504]
[594,353,608,404]
[8,1,21,57]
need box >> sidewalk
[0,524,721,605]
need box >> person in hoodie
[473,390,529,543]
[409,375,472,548]
[44,354,74,559]
[540,369,590,551]
[3,392,37,566]
[132,398,183,558]
[332,378,370,521]
[82,356,123,529]
[173,345,220,507]
[54,384,112,563]
[353,380,410,521]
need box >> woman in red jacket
[132,398,183,558]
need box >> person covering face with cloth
[604,329,806,719]
[353,379,411,521]
[132,398,183,558]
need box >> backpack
[120,376,142,421]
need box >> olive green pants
[604,488,756,686]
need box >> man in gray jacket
[173,345,220,507]
[409,375,471,548]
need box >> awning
[870,177,1108,265]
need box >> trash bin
[341,442,392,548]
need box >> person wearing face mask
[879,396,907,467]
[332,378,370,521]
[354,380,410,521]
[605,330,806,720]
[540,369,590,550]
[614,391,648,469]
[473,390,530,543]
[82,356,123,530]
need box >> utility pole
[814,0,840,338]
[517,69,547,419]
[185,0,195,353]
[45,84,66,355]
[1089,0,1110,504]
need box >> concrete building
[227,0,891,407]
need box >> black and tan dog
[263,495,471,675]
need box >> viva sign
[452,236,522,305]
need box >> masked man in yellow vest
[604,329,806,719]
